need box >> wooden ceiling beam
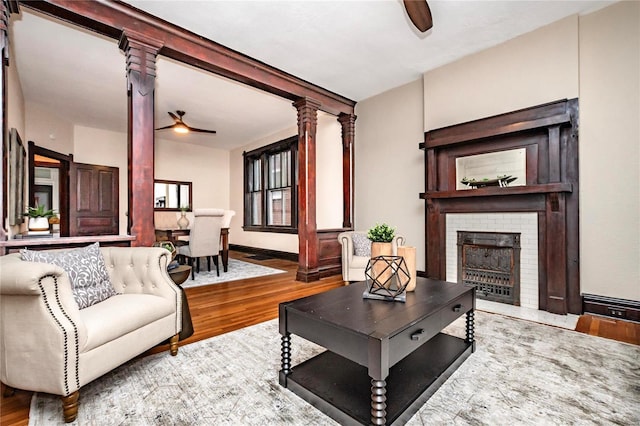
[20,0,356,116]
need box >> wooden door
[69,162,119,235]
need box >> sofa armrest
[0,255,66,295]
[0,255,87,395]
[338,232,355,263]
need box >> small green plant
[180,204,190,213]
[24,204,56,218]
[367,223,395,243]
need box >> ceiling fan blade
[187,127,217,134]
[403,0,433,32]
[155,124,177,131]
[168,111,180,122]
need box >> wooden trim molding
[229,244,298,262]
[583,294,640,323]
[20,0,355,116]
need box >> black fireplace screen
[457,232,521,305]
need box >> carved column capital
[119,29,163,96]
[293,97,321,128]
[338,113,356,149]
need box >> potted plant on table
[367,223,395,258]
[24,204,56,232]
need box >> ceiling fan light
[174,124,189,134]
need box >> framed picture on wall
[8,128,26,227]
[34,184,53,212]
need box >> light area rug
[29,312,640,425]
[178,258,285,289]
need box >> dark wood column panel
[294,97,321,282]
[20,0,355,117]
[420,99,580,315]
[119,29,162,247]
[338,113,356,229]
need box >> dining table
[155,227,230,272]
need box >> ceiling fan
[403,0,433,32]
[155,110,217,134]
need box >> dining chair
[177,208,224,279]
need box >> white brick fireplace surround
[444,213,578,329]
[446,213,539,309]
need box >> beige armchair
[0,246,182,422]
[177,208,224,279]
[338,231,405,282]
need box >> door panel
[69,162,119,236]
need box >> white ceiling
[11,0,614,150]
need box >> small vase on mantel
[177,212,189,230]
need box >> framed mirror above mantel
[154,179,192,211]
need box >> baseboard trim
[229,244,298,262]
[582,294,640,323]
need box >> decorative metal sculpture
[363,255,411,302]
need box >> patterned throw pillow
[21,242,117,309]
[352,233,371,257]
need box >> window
[243,136,297,233]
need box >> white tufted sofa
[0,246,182,422]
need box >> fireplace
[420,99,580,315]
[457,231,520,305]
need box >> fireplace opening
[457,231,521,305]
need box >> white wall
[25,101,74,155]
[155,137,230,211]
[355,78,425,269]
[73,126,128,234]
[316,111,344,229]
[423,15,579,130]
[578,1,639,301]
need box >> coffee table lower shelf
[281,333,472,426]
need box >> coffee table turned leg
[370,378,387,425]
[281,333,292,379]
[466,310,475,349]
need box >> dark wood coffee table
[279,278,475,425]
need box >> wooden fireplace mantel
[420,183,572,200]
[421,99,580,315]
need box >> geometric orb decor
[363,255,411,302]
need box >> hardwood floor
[2,251,638,425]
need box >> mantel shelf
[419,183,572,199]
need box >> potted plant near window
[24,204,56,232]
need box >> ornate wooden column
[338,113,356,229]
[294,97,321,282]
[119,29,162,247]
